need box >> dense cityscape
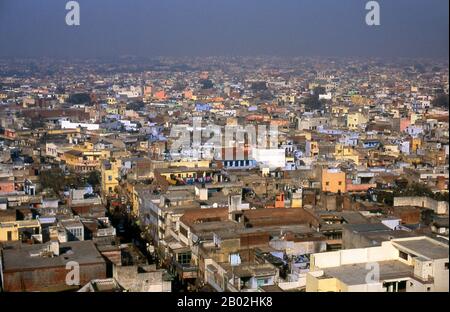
[0,55,448,292]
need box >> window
[108,175,112,181]
[177,252,191,265]
[257,278,270,287]
[325,182,330,186]
[7,231,12,241]
[399,250,408,260]
[179,226,188,238]
[338,181,342,186]
[445,263,449,270]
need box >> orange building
[183,90,193,99]
[154,90,167,100]
[322,168,346,194]
[0,177,15,195]
[399,118,411,132]
[275,193,285,208]
[270,119,289,127]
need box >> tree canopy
[39,168,86,196]
[68,93,91,105]
[432,94,449,109]
[87,170,101,188]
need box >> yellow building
[122,182,143,217]
[226,117,238,126]
[106,107,120,114]
[410,113,420,125]
[169,160,210,169]
[300,131,312,141]
[411,138,422,153]
[331,106,349,115]
[291,189,303,208]
[350,95,373,106]
[107,97,117,105]
[384,145,400,157]
[138,140,149,151]
[306,141,319,157]
[322,168,346,193]
[0,220,41,242]
[306,271,348,292]
[62,142,111,173]
[347,112,368,130]
[239,100,250,106]
[334,144,359,164]
[280,94,296,104]
[101,159,121,195]
[157,165,215,186]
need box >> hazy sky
[0,0,448,59]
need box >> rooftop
[392,237,449,260]
[322,260,413,285]
[1,241,105,272]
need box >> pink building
[400,117,411,132]
[0,178,15,195]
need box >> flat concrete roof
[323,260,413,286]
[221,262,277,278]
[343,223,390,233]
[393,238,449,260]
[2,241,105,272]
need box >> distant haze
[0,0,448,59]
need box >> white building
[252,148,286,169]
[306,236,449,292]
[60,120,99,131]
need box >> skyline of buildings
[0,0,449,302]
[0,54,448,293]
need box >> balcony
[173,261,198,280]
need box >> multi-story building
[0,220,41,242]
[322,168,346,194]
[306,237,449,292]
[101,159,121,196]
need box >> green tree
[126,101,145,111]
[68,93,91,105]
[39,168,65,195]
[65,170,85,189]
[432,94,449,109]
[87,170,101,188]
[251,81,267,91]
[199,79,214,89]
